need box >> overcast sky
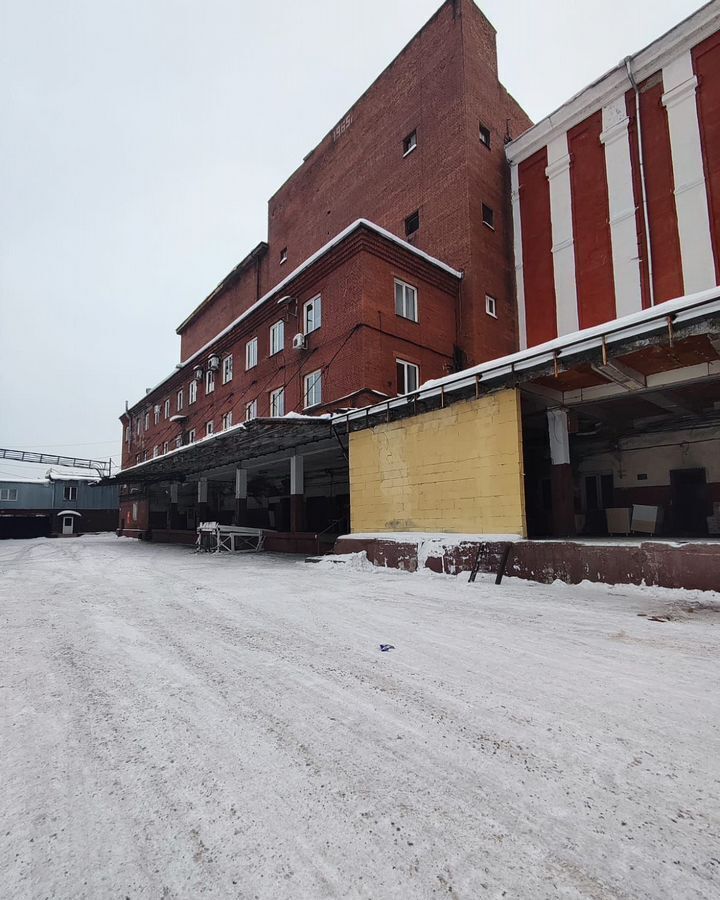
[0,0,700,475]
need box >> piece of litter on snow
[379,644,395,652]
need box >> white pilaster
[662,51,716,293]
[290,455,304,496]
[600,98,644,317]
[547,408,570,466]
[510,163,527,350]
[546,134,579,335]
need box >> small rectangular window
[124,426,129,443]
[479,123,491,147]
[154,405,160,425]
[482,203,494,229]
[280,247,288,264]
[221,411,233,430]
[1,488,18,501]
[270,320,285,355]
[164,399,171,419]
[404,210,419,237]
[188,429,196,444]
[304,370,322,408]
[189,381,198,404]
[246,337,258,370]
[396,359,420,395]
[163,441,169,454]
[135,454,140,466]
[153,445,159,458]
[175,435,182,448]
[245,399,258,421]
[485,295,497,318]
[206,421,214,436]
[402,130,417,156]
[222,354,233,384]
[143,451,148,461]
[395,279,418,322]
[303,296,322,334]
[177,389,184,411]
[63,485,77,501]
[269,387,285,417]
[144,411,150,431]
[205,369,215,394]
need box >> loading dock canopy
[334,288,720,431]
[110,417,339,485]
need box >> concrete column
[167,482,179,529]
[197,477,209,524]
[600,97,644,318]
[547,408,575,537]
[233,467,247,526]
[546,133,579,336]
[662,52,716,293]
[289,455,305,533]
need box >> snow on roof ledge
[126,219,462,416]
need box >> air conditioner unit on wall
[292,333,306,350]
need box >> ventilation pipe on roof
[625,56,656,307]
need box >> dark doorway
[0,516,51,539]
[670,468,708,536]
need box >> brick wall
[349,388,526,535]
[121,227,460,470]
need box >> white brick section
[662,51,716,293]
[510,164,527,349]
[546,134,579,335]
[600,97,643,317]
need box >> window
[144,411,150,431]
[246,337,258,370]
[304,370,322,408]
[135,454,140,466]
[280,247,288,264]
[479,123,491,148]
[395,279,418,322]
[396,359,420,395]
[188,429,196,444]
[164,399,171,419]
[0,488,18,501]
[270,320,284,355]
[404,210,419,237]
[175,435,182,448]
[143,450,148,462]
[154,405,160,425]
[221,411,233,430]
[303,296,322,334]
[485,295,497,318]
[153,445,159,458]
[124,426,129,443]
[205,369,215,394]
[222,354,233,384]
[482,203,494,229]
[163,441,169,454]
[245,399,258,421]
[63,485,77,501]
[177,389,184,411]
[269,387,285,417]
[403,130,417,156]
[134,418,140,436]
[206,421,214,436]
[189,381,198,404]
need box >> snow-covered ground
[1,536,719,900]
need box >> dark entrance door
[670,468,708,536]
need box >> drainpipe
[625,56,656,307]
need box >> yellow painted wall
[349,389,526,536]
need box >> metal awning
[107,417,339,486]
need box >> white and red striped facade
[506,2,720,349]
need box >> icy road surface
[1,535,719,900]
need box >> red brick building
[120,0,531,473]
